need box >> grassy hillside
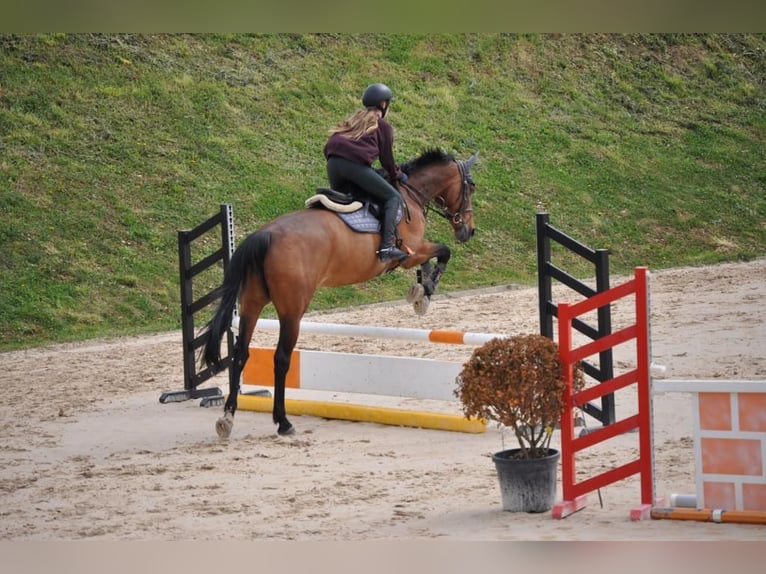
[1,33,764,350]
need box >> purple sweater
[323,117,400,183]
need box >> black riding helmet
[362,83,393,115]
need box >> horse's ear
[465,152,479,169]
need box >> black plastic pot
[491,448,560,513]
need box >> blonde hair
[329,108,380,139]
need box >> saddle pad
[337,202,382,234]
[336,202,403,234]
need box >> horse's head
[448,153,478,243]
[401,150,478,243]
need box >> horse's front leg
[272,321,298,436]
[406,244,451,315]
[272,345,295,436]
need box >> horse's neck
[403,178,438,212]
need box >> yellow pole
[235,395,486,434]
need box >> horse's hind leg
[215,313,250,438]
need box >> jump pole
[235,394,487,433]
[253,318,504,346]
[650,507,766,525]
[232,317,504,433]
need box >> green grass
[1,33,764,350]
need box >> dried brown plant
[455,334,584,459]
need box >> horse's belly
[267,211,385,287]
[316,253,386,287]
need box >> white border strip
[653,379,766,394]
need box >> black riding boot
[377,199,408,262]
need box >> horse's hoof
[406,283,425,304]
[277,423,295,436]
[413,296,430,316]
[216,413,234,439]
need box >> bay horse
[201,148,478,437]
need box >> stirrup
[377,246,409,262]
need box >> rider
[324,83,409,262]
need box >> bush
[454,334,584,459]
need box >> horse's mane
[400,148,455,175]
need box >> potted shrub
[454,333,584,512]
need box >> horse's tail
[201,230,272,372]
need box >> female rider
[323,83,409,262]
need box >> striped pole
[253,318,506,346]
[651,507,766,525]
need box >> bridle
[401,159,475,227]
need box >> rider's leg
[376,197,408,261]
[326,156,408,262]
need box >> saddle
[305,188,397,234]
[304,187,364,213]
